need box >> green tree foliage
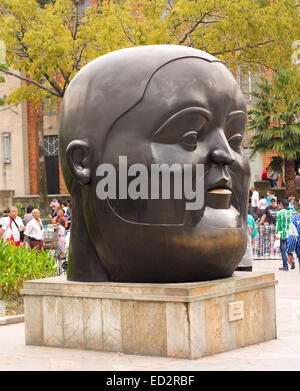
[248,68,300,197]
[0,240,56,299]
[0,0,299,107]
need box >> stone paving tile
[0,258,299,371]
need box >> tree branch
[72,44,86,70]
[0,104,18,114]
[211,40,274,56]
[120,19,137,45]
[0,67,61,97]
[13,38,64,96]
[172,18,190,30]
[177,11,212,45]
[0,6,11,16]
[72,1,80,40]
[12,29,64,96]
[43,73,63,96]
[207,13,226,19]
[59,68,68,82]
[229,59,278,74]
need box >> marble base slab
[21,272,277,359]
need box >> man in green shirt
[276,198,296,270]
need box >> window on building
[78,0,93,19]
[2,133,11,163]
[44,135,58,157]
[238,65,263,104]
[43,97,57,116]
[161,0,174,17]
[44,135,60,194]
[237,65,254,103]
[41,75,58,116]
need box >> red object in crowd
[261,169,268,180]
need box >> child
[289,197,296,213]
[58,218,66,259]
[235,214,258,271]
[50,198,59,217]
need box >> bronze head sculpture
[59,45,250,283]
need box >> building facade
[0,70,67,211]
[0,72,30,196]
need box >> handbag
[274,239,280,249]
[10,217,25,243]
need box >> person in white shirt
[0,207,25,246]
[57,218,66,259]
[0,215,6,228]
[0,207,24,246]
[250,187,259,221]
[258,194,268,217]
[24,209,44,252]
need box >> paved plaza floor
[0,258,300,371]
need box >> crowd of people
[241,186,300,272]
[1,191,299,274]
[261,166,280,188]
[0,198,71,260]
[261,165,300,189]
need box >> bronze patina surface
[59,45,250,283]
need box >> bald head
[59,45,222,190]
[32,209,40,219]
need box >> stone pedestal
[21,272,277,359]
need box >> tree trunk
[285,158,296,198]
[36,105,48,217]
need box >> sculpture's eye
[180,131,198,151]
[152,107,210,146]
[228,133,243,152]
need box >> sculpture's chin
[87,200,247,283]
[182,193,243,230]
[200,205,241,229]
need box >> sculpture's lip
[207,183,232,193]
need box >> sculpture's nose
[209,129,235,166]
[210,148,235,165]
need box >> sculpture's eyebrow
[176,106,213,121]
[226,110,247,121]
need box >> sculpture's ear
[66,140,91,185]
